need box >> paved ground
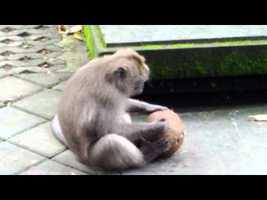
[0,25,93,175]
[1,25,267,175]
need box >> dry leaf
[249,114,267,121]
[57,25,83,41]
[68,25,82,34]
[56,25,66,33]
[73,32,83,40]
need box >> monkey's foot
[140,138,169,162]
[141,121,168,142]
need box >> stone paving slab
[0,25,54,31]
[0,60,64,68]
[0,37,60,49]
[0,29,58,38]
[0,36,25,44]
[0,142,45,174]
[0,106,45,139]
[0,51,62,61]
[0,41,63,52]
[52,80,66,91]
[52,150,121,175]
[122,137,224,175]
[13,89,62,119]
[1,65,67,75]
[47,64,67,72]
[52,150,95,173]
[0,67,59,78]
[0,40,62,51]
[0,33,60,42]
[0,76,42,102]
[15,72,71,87]
[0,40,24,48]
[20,160,86,175]
[0,68,13,78]
[0,45,62,56]
[9,122,66,158]
[0,54,64,68]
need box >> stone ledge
[84,25,267,80]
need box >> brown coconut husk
[147,109,185,158]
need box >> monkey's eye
[114,67,127,79]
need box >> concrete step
[83,25,267,93]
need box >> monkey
[51,48,170,171]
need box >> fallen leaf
[57,25,83,42]
[249,114,267,121]
[56,25,66,33]
[73,32,83,40]
[68,25,82,34]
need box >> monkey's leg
[126,99,168,113]
[88,134,145,170]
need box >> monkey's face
[112,67,149,97]
[104,49,150,97]
[107,57,150,97]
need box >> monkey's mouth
[133,80,145,95]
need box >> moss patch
[146,48,267,79]
[82,25,96,59]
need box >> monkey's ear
[105,67,126,83]
[114,67,127,79]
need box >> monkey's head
[105,48,150,97]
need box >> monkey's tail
[51,115,68,147]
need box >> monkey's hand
[144,104,168,113]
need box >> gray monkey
[51,48,169,171]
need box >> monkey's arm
[126,99,168,113]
